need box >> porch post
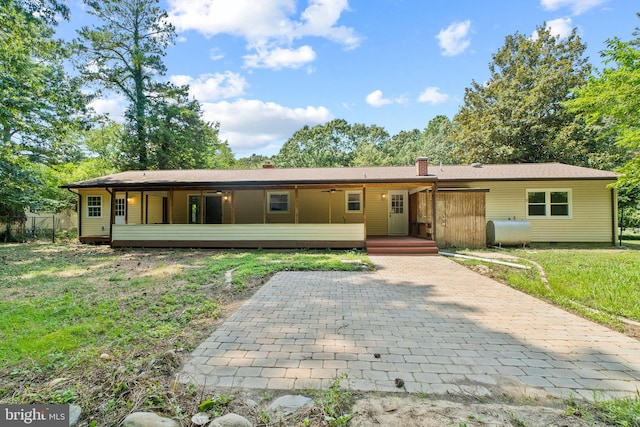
[200,190,204,224]
[263,189,267,224]
[141,191,145,224]
[109,189,115,238]
[144,194,148,224]
[231,190,236,224]
[125,191,129,224]
[362,186,367,238]
[294,186,299,224]
[431,182,438,242]
[169,189,174,224]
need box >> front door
[388,190,408,235]
[114,196,126,225]
[205,196,222,224]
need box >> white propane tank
[486,220,531,246]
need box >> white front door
[114,197,126,225]
[388,190,408,235]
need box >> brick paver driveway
[178,256,640,400]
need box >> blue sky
[60,0,639,157]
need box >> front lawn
[451,244,640,333]
[0,243,370,425]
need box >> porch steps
[366,237,439,255]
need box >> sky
[58,0,639,157]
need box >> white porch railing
[112,223,365,242]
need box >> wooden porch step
[366,237,439,255]
[367,246,439,255]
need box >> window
[188,195,201,224]
[114,198,126,217]
[268,192,289,213]
[345,191,362,213]
[87,196,102,218]
[391,193,404,214]
[526,189,571,218]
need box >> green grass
[455,246,640,324]
[0,242,370,423]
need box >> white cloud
[365,90,393,107]
[201,99,333,154]
[167,0,361,69]
[417,87,450,104]
[89,95,126,122]
[436,20,472,57]
[169,72,248,101]
[243,45,316,69]
[209,47,224,61]
[543,18,574,39]
[540,0,608,15]
[365,90,407,107]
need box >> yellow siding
[233,190,264,223]
[466,180,616,243]
[298,189,330,223]
[79,189,111,237]
[365,187,389,236]
[112,223,365,241]
[126,191,142,224]
[147,195,164,224]
[170,190,190,224]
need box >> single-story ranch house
[61,159,618,253]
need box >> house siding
[147,195,164,224]
[233,190,264,224]
[366,187,391,236]
[78,189,111,237]
[451,180,616,243]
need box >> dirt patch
[350,395,604,426]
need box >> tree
[566,20,640,188]
[77,0,175,169]
[235,154,273,169]
[142,83,234,169]
[452,26,594,164]
[276,119,357,167]
[1,0,87,241]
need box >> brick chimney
[416,157,429,176]
[262,161,274,169]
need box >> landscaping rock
[68,405,82,427]
[268,395,314,416]
[208,413,252,427]
[122,412,179,427]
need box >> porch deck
[366,236,439,255]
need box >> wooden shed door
[436,191,486,248]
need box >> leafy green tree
[276,119,357,167]
[351,123,389,166]
[566,22,640,188]
[235,154,272,169]
[77,0,175,169]
[452,26,594,164]
[143,83,234,169]
[1,0,87,240]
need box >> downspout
[612,187,618,246]
[66,188,81,242]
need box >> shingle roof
[62,162,617,189]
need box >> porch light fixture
[381,193,387,200]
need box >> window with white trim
[267,191,289,213]
[114,198,126,217]
[87,196,102,218]
[526,189,571,218]
[345,190,362,213]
